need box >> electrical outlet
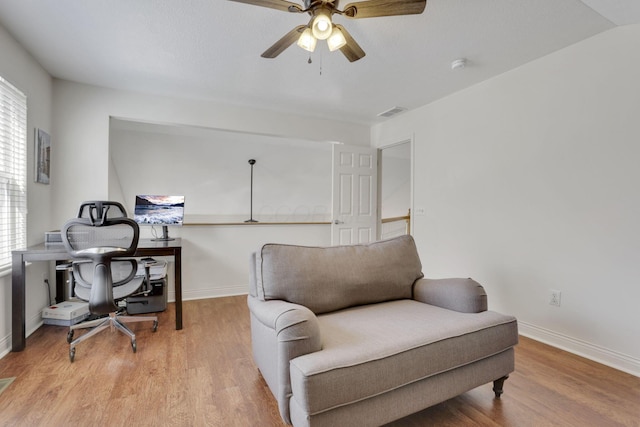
[549,290,562,307]
[414,208,426,216]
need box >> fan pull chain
[306,53,322,77]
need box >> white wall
[109,123,333,222]
[51,81,369,299]
[0,24,53,356]
[372,24,640,376]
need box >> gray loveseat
[248,235,518,426]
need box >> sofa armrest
[247,295,322,423]
[248,296,322,353]
[413,278,488,313]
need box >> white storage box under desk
[42,301,89,326]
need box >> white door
[331,144,377,245]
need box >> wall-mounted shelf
[184,221,331,226]
[182,215,331,226]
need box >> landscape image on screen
[134,195,185,225]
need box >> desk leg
[175,248,183,330]
[11,254,26,352]
[55,261,65,303]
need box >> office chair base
[68,312,158,362]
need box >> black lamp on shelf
[245,159,258,223]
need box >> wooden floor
[0,296,638,426]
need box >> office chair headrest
[77,201,128,226]
[62,215,140,260]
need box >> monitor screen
[134,195,185,226]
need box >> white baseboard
[519,321,640,378]
[167,284,248,303]
[0,312,44,360]
[0,334,10,360]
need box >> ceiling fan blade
[261,25,306,58]
[228,0,303,13]
[342,0,426,18]
[335,25,365,62]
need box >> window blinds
[0,76,27,269]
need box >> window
[0,76,27,270]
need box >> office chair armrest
[111,259,138,287]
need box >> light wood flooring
[0,296,638,426]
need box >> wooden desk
[11,238,183,352]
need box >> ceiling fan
[228,0,427,62]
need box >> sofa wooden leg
[493,375,509,398]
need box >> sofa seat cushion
[289,299,518,416]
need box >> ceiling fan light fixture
[239,0,427,62]
[311,9,333,40]
[297,28,317,52]
[327,26,346,51]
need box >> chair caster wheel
[131,339,137,353]
[67,330,74,343]
[152,320,158,332]
[69,347,76,363]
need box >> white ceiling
[0,0,639,125]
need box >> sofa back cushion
[255,235,424,314]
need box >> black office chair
[61,201,158,362]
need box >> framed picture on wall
[35,128,50,184]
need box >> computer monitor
[134,195,185,241]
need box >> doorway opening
[378,139,412,240]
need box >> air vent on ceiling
[377,106,408,118]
